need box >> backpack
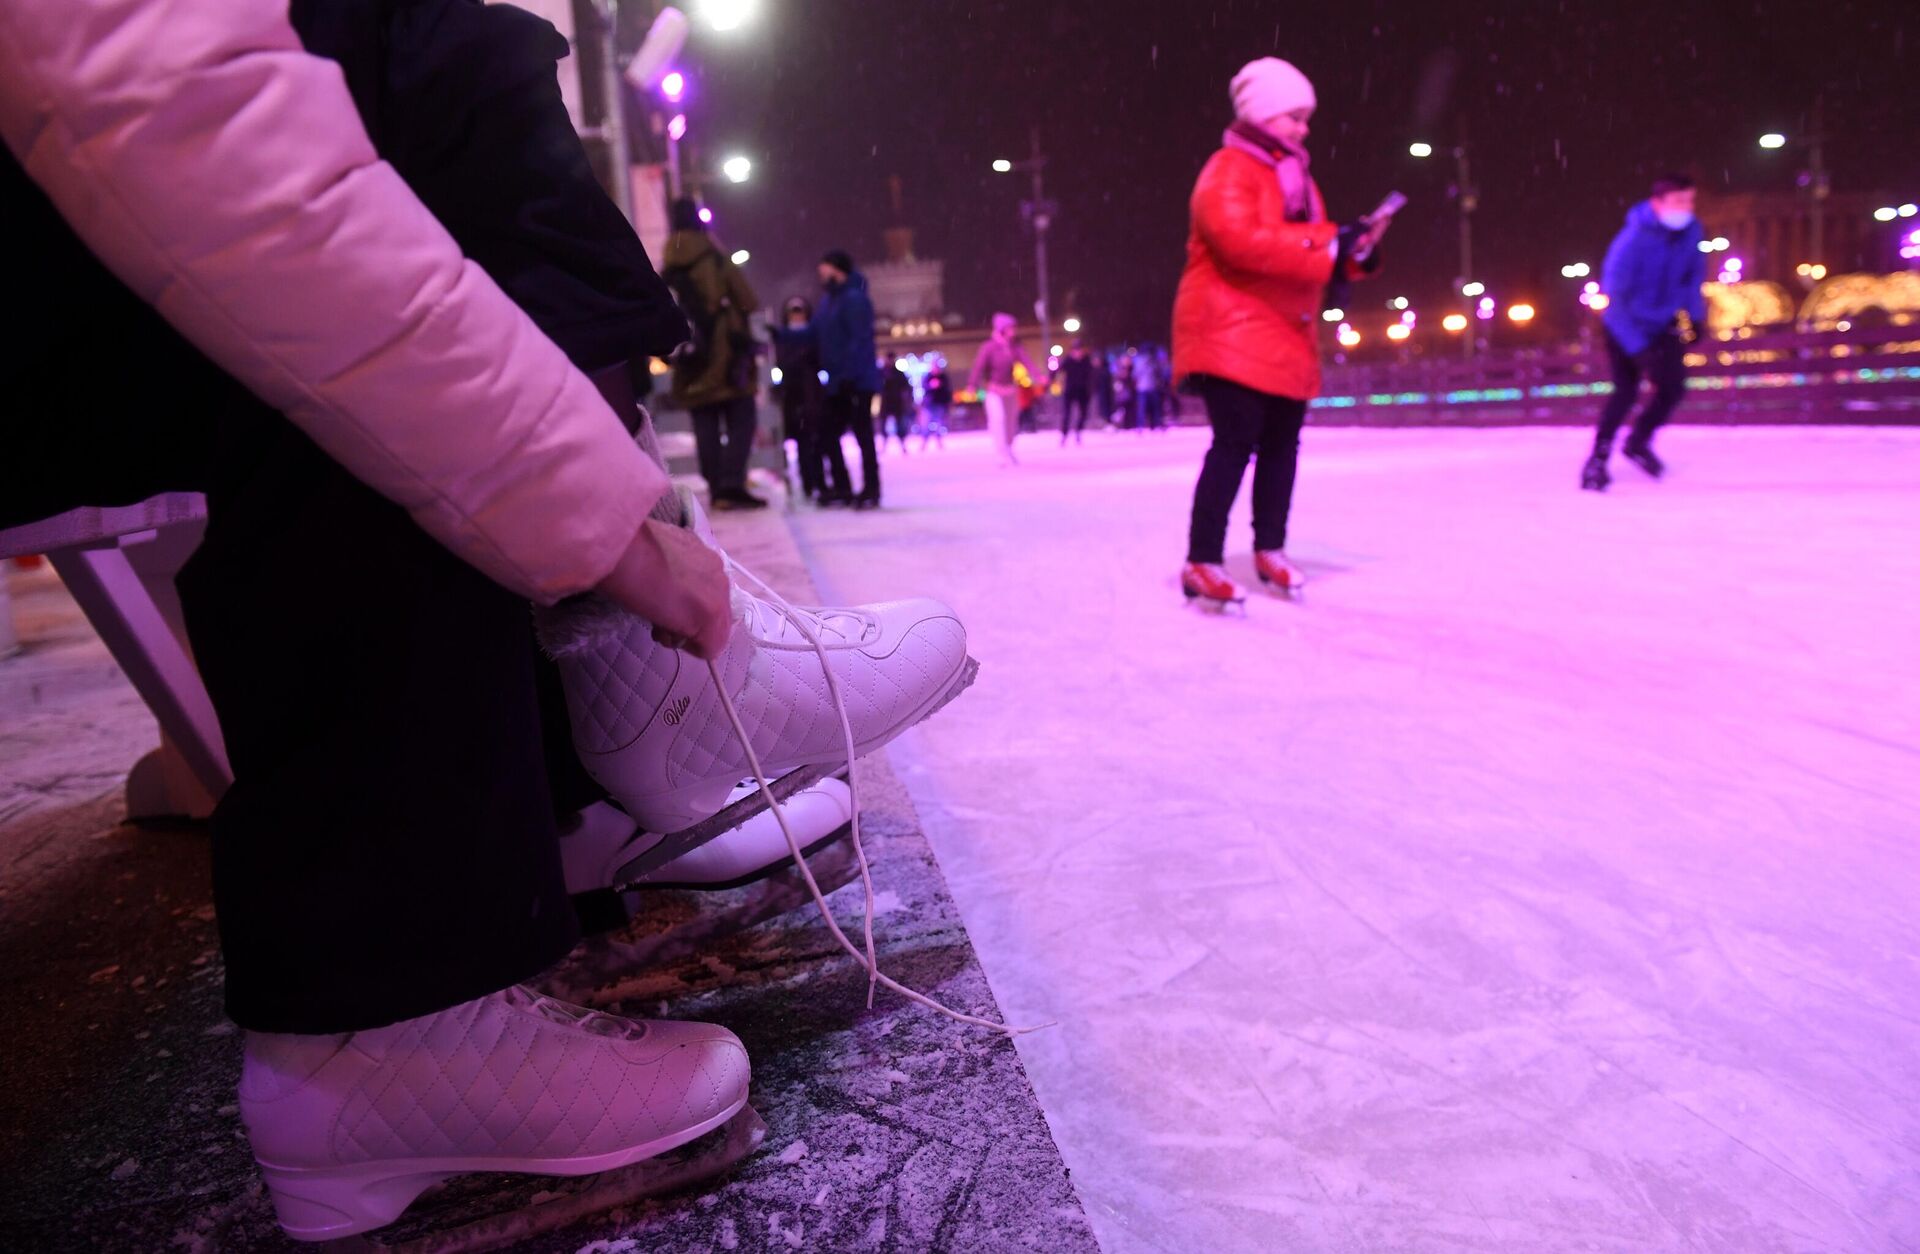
[661,255,719,378]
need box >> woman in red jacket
[1173,58,1389,607]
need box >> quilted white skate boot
[240,987,749,1241]
[544,489,973,837]
[562,778,855,893]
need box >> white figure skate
[241,987,751,1242]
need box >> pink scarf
[1223,120,1324,223]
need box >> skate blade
[559,837,865,993]
[614,656,981,881]
[329,1106,766,1254]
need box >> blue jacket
[778,270,882,393]
[1601,201,1708,354]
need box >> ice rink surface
[787,423,1920,1253]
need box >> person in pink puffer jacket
[1,0,755,1240]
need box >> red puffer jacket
[1172,146,1340,402]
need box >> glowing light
[721,155,752,184]
[1796,262,1829,281]
[697,206,713,224]
[1322,308,1345,322]
[730,249,750,265]
[1336,323,1361,348]
[1561,262,1591,279]
[1387,323,1412,341]
[1400,310,1417,325]
[666,113,687,141]
[1711,237,1730,252]
[1507,303,1536,324]
[1584,281,1600,295]
[992,159,1014,174]
[699,0,758,32]
[661,72,686,102]
[1391,296,1410,310]
[1442,313,1469,333]
[1462,281,1486,297]
[1476,296,1497,320]
[1409,142,1434,159]
[1902,204,1920,218]
[769,367,783,385]
[1063,317,1082,333]
[1050,344,1065,357]
[1876,207,1900,222]
[1759,132,1788,149]
[1698,240,1716,253]
[1589,293,1611,311]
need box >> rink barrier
[1306,323,1920,427]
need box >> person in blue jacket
[1584,174,1709,492]
[778,249,885,508]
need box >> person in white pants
[966,313,1038,468]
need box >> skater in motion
[776,296,833,501]
[1059,338,1095,445]
[1173,57,1390,607]
[879,350,915,456]
[966,312,1039,467]
[5,0,990,1242]
[1582,174,1709,492]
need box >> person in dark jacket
[1584,174,1709,492]
[777,250,884,508]
[775,296,831,500]
[1058,339,1095,445]
[878,351,915,456]
[920,357,952,450]
[663,197,766,510]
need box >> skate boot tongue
[504,985,648,1042]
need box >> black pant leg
[1186,377,1262,565]
[821,391,855,498]
[178,420,577,1035]
[1594,331,1645,455]
[691,403,729,494]
[1249,395,1308,554]
[848,391,881,501]
[1630,334,1688,445]
[723,393,758,493]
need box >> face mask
[1656,208,1695,231]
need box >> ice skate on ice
[1181,562,1248,613]
[1621,440,1666,480]
[1254,550,1307,599]
[240,987,752,1243]
[562,778,855,895]
[1581,452,1611,492]
[542,486,977,877]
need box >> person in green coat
[662,198,766,509]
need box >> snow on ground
[787,423,1920,1254]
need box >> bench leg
[49,543,232,819]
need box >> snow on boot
[239,988,749,1242]
[1621,440,1666,480]
[1180,562,1247,611]
[1581,453,1611,492]
[543,488,974,840]
[561,778,855,895]
[1254,550,1307,597]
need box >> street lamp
[1758,132,1787,149]
[721,155,752,184]
[1461,281,1486,298]
[1442,313,1468,333]
[698,0,758,33]
[991,131,1059,362]
[1561,262,1591,279]
[1412,133,1478,355]
[661,71,686,103]
[1758,107,1829,270]
[1322,307,1345,322]
[1507,303,1536,324]
[730,249,751,265]
[1062,317,1082,333]
[1408,142,1434,159]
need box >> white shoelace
[708,555,1043,1037]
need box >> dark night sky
[634,0,1920,342]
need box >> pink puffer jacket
[0,0,667,603]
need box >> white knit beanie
[1231,58,1316,124]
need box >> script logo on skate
[661,695,693,726]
